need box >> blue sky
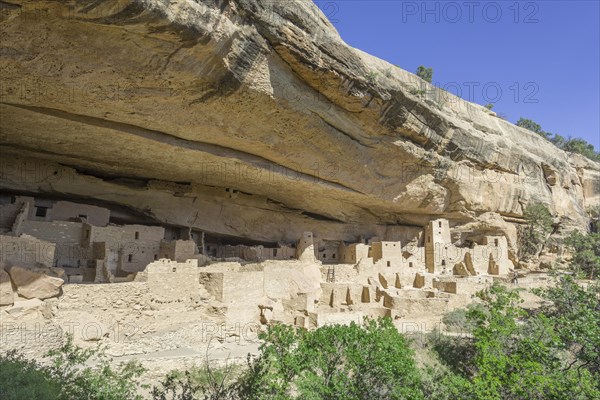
[315,1,600,150]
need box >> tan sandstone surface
[0,0,598,252]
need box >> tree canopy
[515,117,599,161]
[519,203,554,259]
[416,66,433,83]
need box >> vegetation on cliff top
[516,117,600,161]
[416,66,434,83]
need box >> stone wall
[199,260,322,326]
[0,201,21,233]
[263,262,321,308]
[371,241,403,266]
[84,224,165,273]
[8,199,30,236]
[316,240,341,263]
[159,240,197,262]
[202,268,264,304]
[200,264,264,325]
[19,220,88,268]
[145,259,200,301]
[50,201,110,227]
[214,244,296,262]
[0,234,56,269]
[338,243,370,264]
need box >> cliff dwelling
[0,1,598,397]
[1,193,515,328]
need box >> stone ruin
[0,195,515,329]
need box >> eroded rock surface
[1,0,598,246]
[7,266,64,300]
[0,269,14,306]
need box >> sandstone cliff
[1,0,599,256]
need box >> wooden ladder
[326,265,335,283]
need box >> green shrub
[562,138,600,161]
[152,362,242,400]
[516,117,547,137]
[535,276,600,378]
[0,350,62,400]
[427,329,477,379]
[237,318,423,400]
[442,304,483,333]
[590,206,600,233]
[565,231,600,279]
[365,71,378,84]
[427,284,600,399]
[519,203,553,259]
[416,66,433,83]
[420,365,473,400]
[152,370,199,400]
[47,335,146,400]
[0,335,145,400]
[442,308,468,330]
[516,117,600,161]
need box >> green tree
[420,365,472,400]
[564,231,600,279]
[46,335,146,400]
[426,285,600,399]
[152,370,200,400]
[0,335,145,400]
[237,318,423,400]
[515,118,599,161]
[416,66,433,83]
[536,276,600,379]
[484,103,494,110]
[0,350,62,400]
[519,203,554,259]
[550,133,566,148]
[236,323,300,399]
[516,117,550,138]
[590,205,600,233]
[562,138,600,161]
[151,362,241,400]
[468,286,544,399]
[467,285,599,399]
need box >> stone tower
[296,232,316,262]
[425,219,451,273]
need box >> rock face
[0,269,14,306]
[1,1,598,249]
[7,266,64,300]
[6,298,45,317]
